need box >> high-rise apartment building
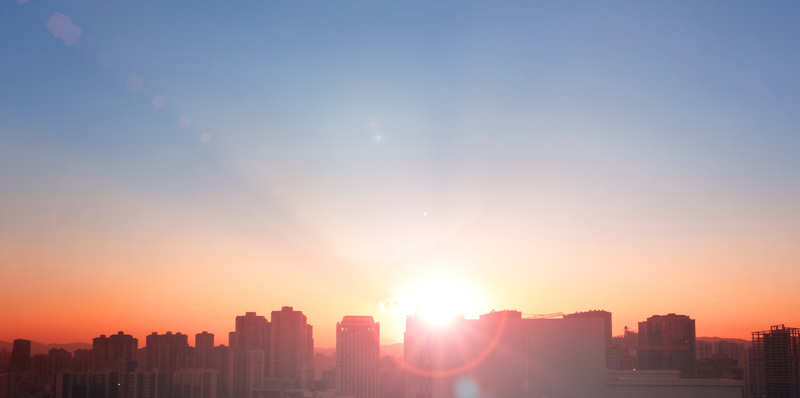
[750,324,800,398]
[230,349,265,398]
[10,340,31,372]
[336,316,380,398]
[145,331,189,396]
[196,332,215,369]
[638,313,696,375]
[92,331,138,372]
[231,313,270,351]
[270,306,314,380]
[228,312,270,398]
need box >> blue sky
[2,0,800,344]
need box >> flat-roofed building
[336,316,380,398]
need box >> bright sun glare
[379,281,482,326]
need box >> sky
[2,0,800,348]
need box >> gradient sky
[2,0,800,348]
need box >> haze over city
[2,0,800,368]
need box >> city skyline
[4,307,784,398]
[0,306,766,349]
[4,0,800,353]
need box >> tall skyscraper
[751,324,800,398]
[92,331,138,371]
[10,339,31,372]
[336,316,380,398]
[270,306,314,380]
[638,313,696,375]
[229,312,269,398]
[196,332,215,369]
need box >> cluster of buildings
[0,307,351,398]
[1,308,798,398]
[574,311,799,397]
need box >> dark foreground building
[638,313,696,375]
[750,324,800,398]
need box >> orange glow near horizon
[1,186,798,348]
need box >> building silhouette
[697,340,714,360]
[314,352,335,383]
[694,339,746,381]
[47,349,72,378]
[32,354,47,384]
[0,371,9,398]
[196,332,215,369]
[564,310,614,368]
[212,345,230,398]
[230,313,270,354]
[336,316,380,398]
[10,339,31,372]
[638,313,696,375]
[229,312,269,398]
[270,306,314,381]
[92,331,138,372]
[379,356,403,398]
[0,347,11,369]
[71,350,91,373]
[750,324,800,398]
[145,331,189,396]
[611,326,638,371]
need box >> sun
[380,280,481,327]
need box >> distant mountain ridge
[0,341,92,355]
